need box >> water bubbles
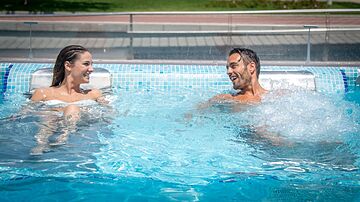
[246,90,360,143]
[95,89,360,185]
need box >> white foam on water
[95,89,360,185]
[245,90,360,143]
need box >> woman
[30,45,104,154]
[31,45,103,121]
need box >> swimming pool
[0,63,359,201]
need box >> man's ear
[248,62,256,76]
[64,61,72,72]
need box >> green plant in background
[205,0,356,10]
[1,0,112,12]
[1,0,359,12]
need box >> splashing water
[95,89,360,186]
[245,90,360,143]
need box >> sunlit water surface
[0,87,359,201]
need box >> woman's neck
[59,78,81,94]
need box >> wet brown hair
[51,45,89,87]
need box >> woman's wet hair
[229,48,261,78]
[51,45,89,87]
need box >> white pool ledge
[30,67,111,91]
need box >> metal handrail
[1,9,360,17]
[1,9,358,62]
[128,27,360,34]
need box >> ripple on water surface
[95,89,360,185]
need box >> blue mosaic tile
[5,63,51,93]
[1,63,359,94]
[0,64,8,90]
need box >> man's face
[226,53,252,91]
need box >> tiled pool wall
[0,63,359,94]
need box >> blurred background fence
[0,9,359,62]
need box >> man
[214,48,267,103]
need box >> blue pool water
[0,64,359,201]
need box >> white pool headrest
[259,70,316,91]
[30,67,111,91]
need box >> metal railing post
[129,14,134,59]
[304,25,318,63]
[24,21,38,59]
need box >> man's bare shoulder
[233,94,261,103]
[212,93,261,104]
[195,93,233,110]
[211,93,234,101]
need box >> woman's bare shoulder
[86,89,109,104]
[31,87,53,101]
[84,88,103,99]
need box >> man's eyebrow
[228,58,241,65]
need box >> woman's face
[69,51,93,84]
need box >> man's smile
[229,75,237,81]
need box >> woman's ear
[64,61,72,72]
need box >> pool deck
[0,12,359,61]
[1,13,360,25]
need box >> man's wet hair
[229,48,261,78]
